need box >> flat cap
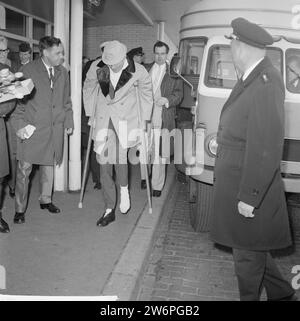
[127,47,144,58]
[230,17,274,48]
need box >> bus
[172,0,300,232]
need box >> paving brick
[137,182,300,301]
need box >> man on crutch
[83,40,153,227]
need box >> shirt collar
[41,57,54,74]
[242,57,264,81]
[109,59,128,74]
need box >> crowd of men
[0,16,298,301]
[0,35,183,232]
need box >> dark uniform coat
[0,63,16,178]
[144,62,183,132]
[210,57,292,251]
[12,58,74,166]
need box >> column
[54,0,70,191]
[158,21,165,41]
[69,0,83,191]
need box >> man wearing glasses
[210,18,297,301]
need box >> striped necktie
[49,67,54,89]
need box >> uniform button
[252,189,259,196]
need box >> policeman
[210,18,297,301]
[127,47,145,64]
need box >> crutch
[78,85,100,208]
[134,82,153,214]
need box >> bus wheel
[189,181,213,232]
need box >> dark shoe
[152,190,161,197]
[277,294,298,301]
[94,182,102,190]
[268,292,298,301]
[0,217,10,233]
[9,186,15,198]
[97,209,115,227]
[141,180,147,190]
[14,212,25,224]
[40,203,61,214]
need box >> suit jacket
[210,57,291,251]
[144,62,183,131]
[0,63,17,177]
[83,58,153,155]
[11,58,74,165]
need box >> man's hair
[39,36,62,55]
[0,36,8,47]
[153,41,169,54]
[19,42,31,53]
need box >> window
[286,48,300,94]
[266,47,283,75]
[33,44,40,60]
[5,8,26,37]
[205,45,283,89]
[179,38,206,75]
[33,19,46,40]
[205,45,237,89]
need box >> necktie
[49,67,54,89]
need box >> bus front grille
[282,139,300,162]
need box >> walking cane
[134,82,153,214]
[78,85,100,209]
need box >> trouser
[6,118,17,190]
[0,177,3,215]
[96,122,128,210]
[15,160,54,213]
[90,147,101,184]
[232,248,295,301]
[82,141,101,184]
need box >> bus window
[266,47,283,75]
[205,46,283,89]
[179,38,205,76]
[286,49,300,93]
[205,45,237,89]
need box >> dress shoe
[97,209,115,227]
[94,182,102,190]
[141,180,147,190]
[9,186,15,198]
[152,190,162,197]
[0,216,10,233]
[272,293,299,301]
[14,212,25,224]
[120,185,130,214]
[40,203,61,214]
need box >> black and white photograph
[0,0,300,310]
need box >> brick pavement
[137,181,300,301]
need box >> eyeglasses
[0,49,8,54]
[224,33,240,41]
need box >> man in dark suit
[143,41,183,195]
[0,62,16,233]
[11,36,74,225]
[210,18,297,301]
